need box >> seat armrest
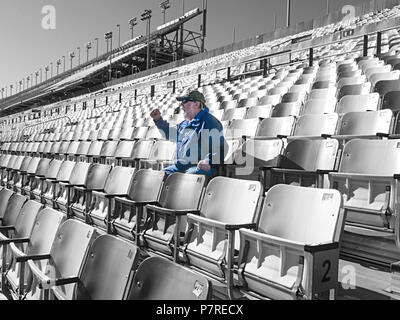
[226,223,257,231]
[146,205,200,216]
[16,253,51,263]
[38,276,80,290]
[0,225,15,232]
[0,237,30,245]
[115,198,159,207]
[304,242,339,253]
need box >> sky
[0,0,374,91]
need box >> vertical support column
[151,85,155,98]
[105,96,108,105]
[376,31,382,57]
[309,48,314,67]
[227,67,231,81]
[94,99,96,108]
[363,35,369,57]
[198,74,202,88]
[134,89,137,101]
[119,92,122,104]
[172,80,176,94]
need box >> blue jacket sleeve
[202,117,228,166]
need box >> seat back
[256,117,295,137]
[44,160,63,179]
[0,189,15,219]
[2,193,27,227]
[225,119,260,139]
[128,169,165,202]
[104,166,135,195]
[99,141,118,158]
[337,110,392,136]
[85,164,112,190]
[337,93,379,113]
[131,140,154,160]
[47,220,96,300]
[13,200,43,240]
[55,161,76,182]
[26,157,41,175]
[66,141,80,155]
[76,235,139,300]
[128,256,211,300]
[259,184,342,243]
[114,141,136,159]
[87,141,104,157]
[35,159,52,177]
[11,156,24,170]
[271,102,301,118]
[147,141,176,162]
[302,99,337,115]
[19,156,33,172]
[293,114,338,137]
[76,141,91,156]
[200,177,262,224]
[158,173,205,210]
[245,105,272,119]
[69,162,91,186]
[338,139,400,175]
[280,138,339,171]
[234,138,282,168]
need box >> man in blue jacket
[150,90,228,177]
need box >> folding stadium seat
[6,156,24,189]
[332,110,393,147]
[0,200,43,291]
[12,156,32,194]
[0,155,18,187]
[94,140,119,165]
[139,140,176,170]
[57,141,70,160]
[337,83,372,100]
[271,102,302,118]
[337,93,380,113]
[4,207,65,300]
[262,138,339,192]
[75,141,91,162]
[337,75,366,91]
[329,139,400,267]
[87,166,135,233]
[128,256,212,300]
[86,141,104,163]
[374,79,400,97]
[258,95,281,106]
[237,184,343,300]
[256,116,295,138]
[370,70,400,88]
[23,158,50,200]
[42,160,75,209]
[225,118,261,140]
[309,87,337,100]
[222,108,247,122]
[40,234,140,300]
[244,105,272,119]
[22,219,96,300]
[65,141,80,161]
[31,159,62,204]
[69,164,112,222]
[142,173,206,263]
[182,176,262,298]
[291,114,339,138]
[113,169,165,243]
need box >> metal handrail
[20,115,72,136]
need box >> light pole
[56,59,61,75]
[35,71,39,85]
[50,62,53,78]
[1,88,4,99]
[10,85,13,96]
[77,47,81,65]
[62,56,66,72]
[70,52,75,70]
[86,42,92,62]
[160,0,171,24]
[19,80,22,92]
[129,17,137,40]
[141,9,152,70]
[105,32,113,81]
[117,24,121,47]
[45,66,49,81]
[95,38,99,58]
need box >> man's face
[181,100,201,121]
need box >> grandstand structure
[2,0,400,301]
